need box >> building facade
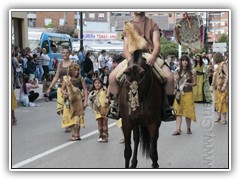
[12,11,28,49]
[26,11,229,46]
[27,11,108,28]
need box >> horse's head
[123,50,152,118]
[124,50,147,84]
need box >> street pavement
[11,85,229,169]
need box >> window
[98,13,105,20]
[89,13,95,20]
[27,12,36,14]
[44,18,52,26]
[82,13,85,19]
[28,18,36,27]
[176,13,181,17]
[59,19,65,26]
[168,13,172,18]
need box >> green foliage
[55,25,78,38]
[160,38,178,59]
[160,37,171,45]
[44,22,55,28]
[218,33,228,43]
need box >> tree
[44,22,55,28]
[161,43,178,59]
[160,37,178,59]
[55,25,78,38]
[218,33,228,43]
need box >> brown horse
[119,50,163,168]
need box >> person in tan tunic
[107,12,175,121]
[211,52,228,125]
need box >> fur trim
[124,22,147,54]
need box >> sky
[1,0,239,178]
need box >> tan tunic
[122,17,160,52]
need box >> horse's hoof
[130,160,138,168]
[152,164,159,168]
[130,164,137,168]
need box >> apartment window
[176,13,181,17]
[98,13,105,20]
[28,18,36,27]
[44,18,52,26]
[168,13,172,18]
[27,12,36,14]
[59,19,65,26]
[89,13,95,20]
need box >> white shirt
[41,53,50,66]
[98,54,106,69]
[202,58,209,66]
[69,55,79,62]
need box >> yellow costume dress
[61,77,85,128]
[12,86,17,110]
[57,87,65,114]
[193,65,205,102]
[173,70,196,121]
[174,92,196,121]
[212,62,228,113]
[89,88,109,120]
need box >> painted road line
[12,122,116,168]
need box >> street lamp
[79,12,83,48]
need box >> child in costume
[61,63,88,141]
[89,78,109,142]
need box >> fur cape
[124,22,147,54]
[64,75,84,119]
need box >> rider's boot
[163,93,176,122]
[107,93,119,120]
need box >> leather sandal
[172,131,181,136]
[221,121,227,125]
[68,135,81,141]
[214,118,221,122]
[187,128,192,134]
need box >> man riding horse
[107,12,175,121]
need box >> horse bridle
[124,64,146,85]
[124,64,154,115]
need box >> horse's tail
[140,126,150,158]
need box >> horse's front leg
[130,126,139,168]
[148,122,161,168]
[122,124,132,168]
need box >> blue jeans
[35,65,44,82]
